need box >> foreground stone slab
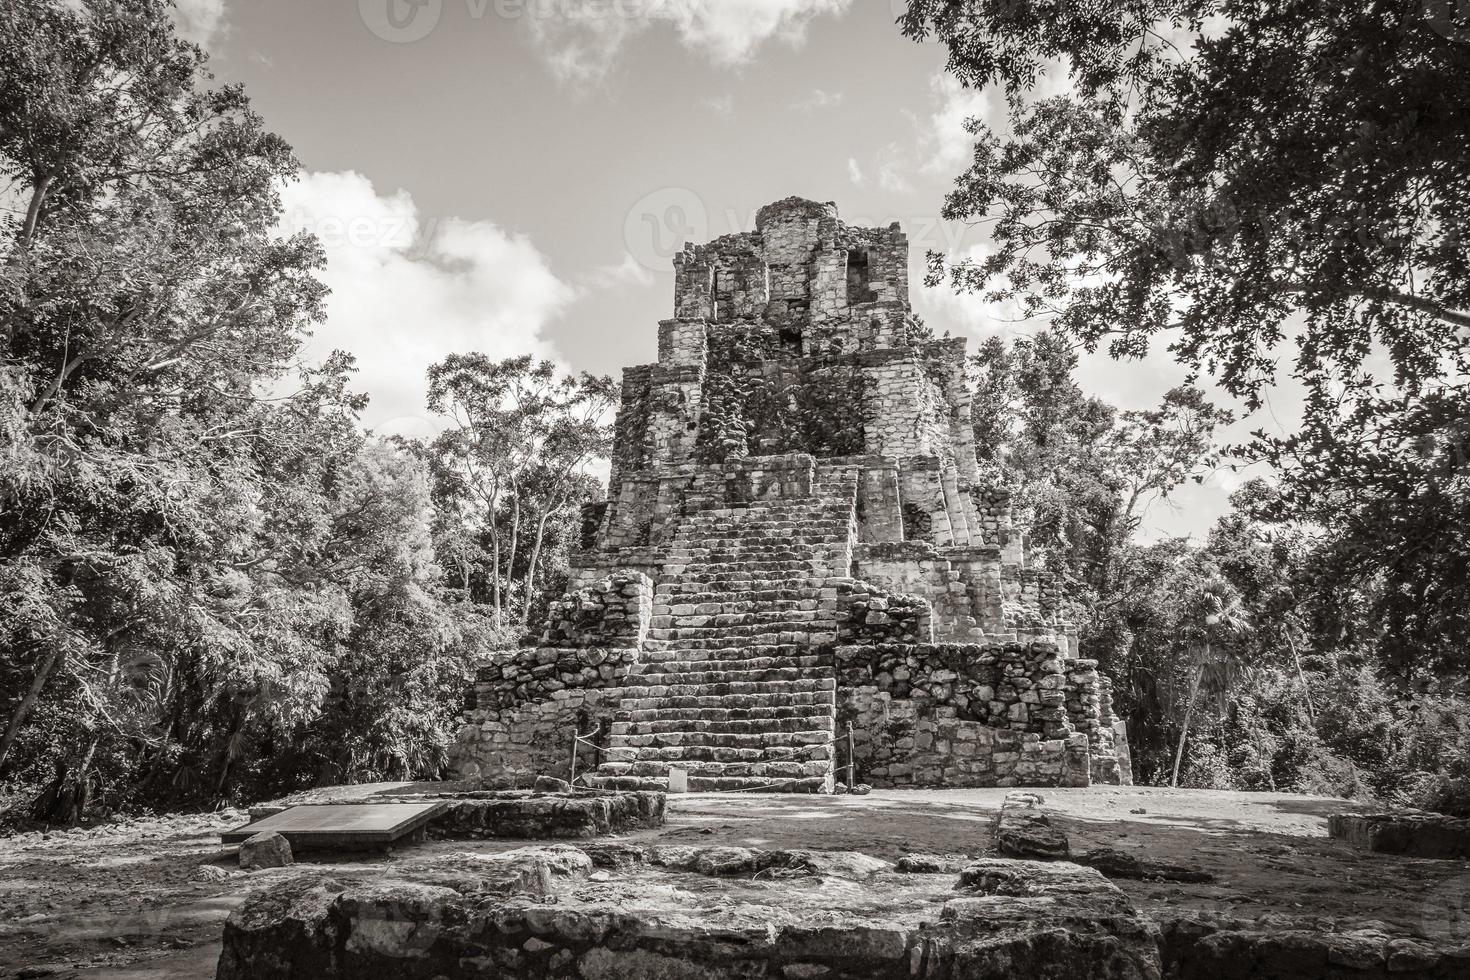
[1329,811,1470,859]
[217,845,1470,979]
[994,791,1071,860]
[273,790,667,840]
[217,848,1161,979]
[1158,915,1470,980]
[426,790,667,839]
[221,803,447,850]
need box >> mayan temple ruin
[452,197,1130,792]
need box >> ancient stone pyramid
[455,197,1127,793]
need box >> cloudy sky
[185,0,1299,540]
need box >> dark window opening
[847,250,876,304]
[779,325,803,356]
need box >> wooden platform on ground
[220,802,448,849]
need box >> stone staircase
[586,476,856,792]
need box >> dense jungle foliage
[0,0,614,822]
[910,0,1470,812]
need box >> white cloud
[277,171,574,437]
[526,0,854,85]
[846,158,864,186]
[791,87,843,112]
[172,0,228,48]
[913,242,1022,336]
[920,73,994,178]
[905,65,1075,183]
[582,253,655,291]
[875,143,913,193]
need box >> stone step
[641,637,834,654]
[682,511,846,525]
[651,606,826,624]
[616,689,835,713]
[651,597,824,616]
[676,575,842,591]
[618,702,835,724]
[673,521,847,533]
[609,728,833,749]
[671,561,830,575]
[604,743,833,765]
[612,715,835,737]
[674,523,848,537]
[623,664,815,687]
[614,676,835,700]
[655,632,838,650]
[647,624,835,644]
[582,774,831,793]
[664,546,828,558]
[638,651,831,671]
[653,586,828,603]
[598,758,832,779]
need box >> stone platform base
[1329,811,1470,859]
[217,842,1470,979]
[218,848,1161,980]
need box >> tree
[0,3,492,820]
[902,0,1470,673]
[969,332,1231,657]
[427,355,556,628]
[0,0,332,790]
[516,374,618,625]
[425,355,615,631]
[1170,576,1251,786]
[901,0,1470,400]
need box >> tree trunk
[488,525,502,628]
[0,645,63,774]
[521,503,555,626]
[18,175,54,249]
[67,737,100,824]
[1285,633,1315,726]
[1170,644,1207,788]
[506,478,521,618]
[212,707,247,804]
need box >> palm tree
[1170,577,1251,787]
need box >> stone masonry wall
[453,685,621,786]
[538,573,652,649]
[839,585,932,645]
[450,573,653,783]
[834,640,1094,788]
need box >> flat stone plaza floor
[1,786,1466,976]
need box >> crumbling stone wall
[452,574,652,783]
[538,573,652,649]
[834,641,1094,787]
[839,585,932,645]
